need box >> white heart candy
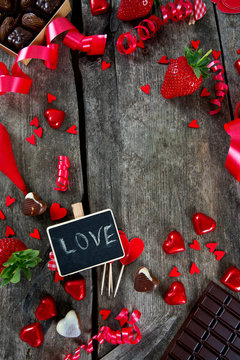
[56,310,81,338]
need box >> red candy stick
[54,156,70,192]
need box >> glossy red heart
[35,295,57,321]
[221,266,240,292]
[100,309,111,320]
[102,61,111,71]
[30,116,39,127]
[47,93,56,103]
[5,225,15,237]
[190,262,200,275]
[200,88,210,97]
[163,231,185,255]
[26,134,36,145]
[158,55,169,64]
[64,279,86,301]
[141,84,150,95]
[66,125,77,134]
[206,242,217,253]
[0,209,5,220]
[192,212,216,235]
[29,228,40,240]
[164,281,187,305]
[169,266,181,277]
[33,127,43,138]
[189,239,200,251]
[6,195,15,207]
[119,231,144,266]
[50,203,67,221]
[214,250,226,261]
[191,40,200,50]
[188,119,199,128]
[44,109,65,129]
[20,322,44,347]
[90,0,110,15]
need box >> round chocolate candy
[22,13,46,32]
[22,192,47,216]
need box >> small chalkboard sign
[47,209,124,276]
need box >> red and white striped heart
[194,0,207,20]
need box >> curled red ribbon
[207,59,228,115]
[54,155,70,192]
[64,308,141,360]
[117,0,193,55]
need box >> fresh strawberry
[117,0,153,21]
[161,47,212,99]
[0,238,41,286]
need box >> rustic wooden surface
[0,0,239,359]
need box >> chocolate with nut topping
[8,26,33,48]
[36,0,61,15]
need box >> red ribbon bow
[54,156,70,192]
[207,59,228,115]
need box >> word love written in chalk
[47,209,125,276]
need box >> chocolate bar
[161,282,240,360]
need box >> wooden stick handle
[100,263,107,295]
[114,264,125,298]
[72,202,84,219]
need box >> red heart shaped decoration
[206,242,217,253]
[214,250,226,261]
[50,203,67,221]
[190,262,200,275]
[189,239,200,251]
[6,195,15,207]
[200,87,210,97]
[158,55,169,64]
[164,281,187,305]
[66,125,77,134]
[188,119,199,129]
[163,231,185,254]
[192,212,216,235]
[33,127,43,139]
[119,231,144,266]
[30,116,39,127]
[64,278,86,301]
[102,61,111,71]
[0,209,5,220]
[55,270,64,283]
[35,295,57,321]
[141,84,150,95]
[221,266,240,292]
[47,93,56,103]
[29,228,40,240]
[191,40,200,50]
[213,50,221,60]
[20,322,44,347]
[99,309,111,320]
[137,39,144,48]
[26,134,36,146]
[238,49,240,55]
[44,109,65,129]
[169,266,181,277]
[5,225,15,237]
[90,0,110,15]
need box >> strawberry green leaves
[184,47,212,79]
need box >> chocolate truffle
[0,0,12,10]
[22,13,46,32]
[22,192,47,216]
[8,26,33,49]
[20,0,35,8]
[0,17,15,42]
[134,266,159,292]
[36,0,61,15]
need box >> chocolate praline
[22,192,47,216]
[22,13,46,32]
[0,17,15,42]
[8,26,33,49]
[36,0,61,15]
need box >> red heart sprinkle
[0,209,5,220]
[169,266,181,277]
[30,117,39,127]
[192,212,216,235]
[55,270,64,283]
[164,281,187,305]
[33,127,43,138]
[64,278,86,301]
[66,125,77,134]
[35,295,57,321]
[141,84,150,95]
[29,228,40,240]
[119,230,144,266]
[200,88,210,97]
[99,309,111,320]
[20,322,44,347]
[163,231,185,255]
[102,61,111,71]
[212,50,221,60]
[238,49,240,55]
[50,203,68,221]
[214,250,226,261]
[45,109,65,129]
[221,266,240,292]
[5,225,15,237]
[188,119,199,128]
[158,55,169,64]
[6,195,15,207]
[191,40,200,50]
[47,93,56,103]
[189,239,200,251]
[206,242,218,253]
[26,134,36,145]
[137,39,144,48]
[190,262,200,275]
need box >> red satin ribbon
[64,308,141,360]
[0,17,107,96]
[117,0,193,55]
[224,102,240,181]
[207,59,228,115]
[54,155,70,192]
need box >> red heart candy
[6,195,15,207]
[66,125,77,134]
[64,279,86,301]
[164,281,187,305]
[47,93,56,103]
[5,225,15,237]
[188,119,199,128]
[90,0,110,15]
[45,109,65,129]
[190,262,200,275]
[191,40,200,50]
[169,266,181,277]
[141,84,150,95]
[20,322,44,347]
[26,134,36,146]
[238,49,240,55]
[119,231,144,266]
[158,55,169,64]
[50,203,67,221]
[221,266,240,292]
[214,250,226,261]
[33,127,43,139]
[206,242,217,253]
[99,309,111,320]
[30,116,39,127]
[212,50,221,60]
[189,239,200,251]
[55,270,64,283]
[163,231,185,255]
[136,39,144,48]
[35,295,57,321]
[200,88,210,97]
[0,209,5,220]
[192,212,216,235]
[29,228,40,240]
[102,61,111,71]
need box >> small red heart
[26,134,36,145]
[66,125,77,134]
[214,250,226,261]
[200,88,210,97]
[164,281,187,305]
[212,50,221,60]
[33,127,43,138]
[102,61,111,71]
[192,212,216,235]
[30,117,39,127]
[137,39,144,48]
[141,84,150,95]
[189,239,200,251]
[238,48,240,55]
[169,266,181,277]
[191,40,200,50]
[221,266,240,292]
[35,295,57,321]
[190,262,200,275]
[55,270,64,283]
[158,55,169,64]
[119,230,144,266]
[0,209,5,220]
[50,203,67,221]
[64,279,86,301]
[188,119,199,128]
[45,109,65,129]
[100,309,111,320]
[6,195,15,207]
[20,322,44,347]
[163,231,185,255]
[29,228,40,240]
[5,225,15,237]
[206,242,217,253]
[47,93,56,103]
